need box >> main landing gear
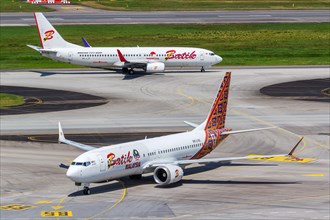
[201,67,205,72]
[122,67,135,75]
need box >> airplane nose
[216,55,223,63]
[66,167,81,182]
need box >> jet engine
[145,62,165,73]
[153,164,184,185]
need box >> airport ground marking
[35,200,53,204]
[40,211,73,217]
[86,179,127,220]
[247,154,316,163]
[0,204,36,211]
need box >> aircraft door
[97,154,106,172]
[200,53,205,61]
[68,51,74,62]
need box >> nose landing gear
[201,67,205,72]
[83,187,91,195]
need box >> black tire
[128,69,135,75]
[122,67,129,74]
[83,188,91,195]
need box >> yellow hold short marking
[248,154,316,163]
[35,200,53,205]
[41,211,73,217]
[302,173,324,177]
[1,204,36,211]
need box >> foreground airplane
[28,13,222,75]
[58,72,303,195]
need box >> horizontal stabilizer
[59,163,69,169]
[184,121,199,128]
[221,127,277,135]
[27,44,42,52]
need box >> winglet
[288,137,304,160]
[58,122,65,143]
[82,37,91,47]
[117,49,128,62]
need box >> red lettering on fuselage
[107,151,133,168]
[165,50,196,60]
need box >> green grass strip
[0,0,54,12]
[0,93,25,107]
[0,23,329,69]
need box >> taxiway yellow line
[86,179,127,220]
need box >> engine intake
[153,164,183,185]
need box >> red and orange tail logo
[205,72,231,131]
[43,30,55,41]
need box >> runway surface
[1,67,329,219]
[1,9,329,26]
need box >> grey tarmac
[1,9,329,26]
[0,67,329,219]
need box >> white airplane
[58,72,303,195]
[28,13,222,75]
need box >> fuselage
[44,47,222,68]
[66,129,227,184]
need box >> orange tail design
[192,72,231,159]
[205,71,231,131]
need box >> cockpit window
[71,161,91,166]
[209,53,215,56]
[83,162,91,167]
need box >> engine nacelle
[145,62,165,73]
[153,164,184,185]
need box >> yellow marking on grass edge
[302,173,324,177]
[86,179,126,220]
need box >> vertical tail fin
[195,72,231,131]
[34,12,80,49]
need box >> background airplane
[58,72,303,195]
[28,13,222,75]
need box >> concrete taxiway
[1,10,329,26]
[1,67,329,219]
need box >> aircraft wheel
[128,69,135,75]
[201,67,205,72]
[122,67,129,74]
[83,187,91,195]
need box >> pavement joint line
[86,179,127,220]
[164,194,329,220]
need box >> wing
[145,137,304,168]
[58,122,96,151]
